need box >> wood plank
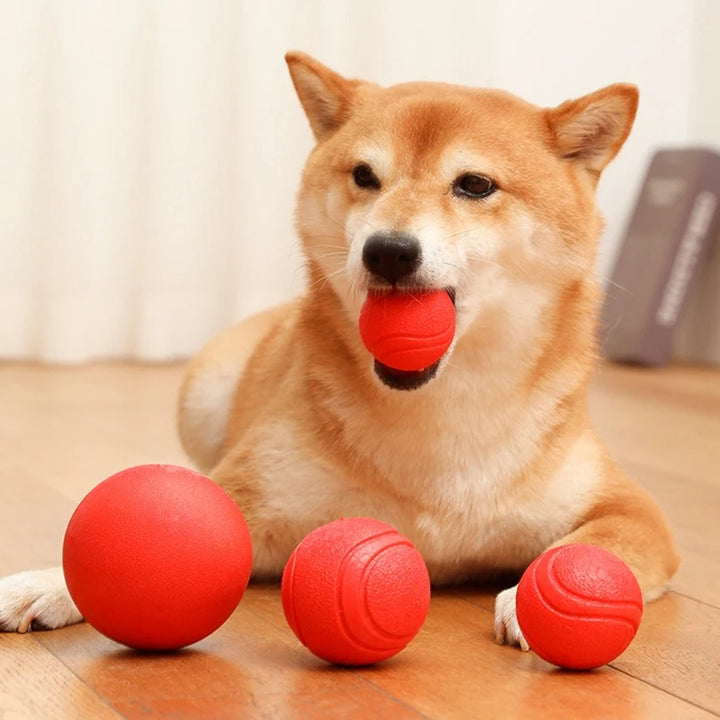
[349,594,717,720]
[0,633,122,720]
[0,463,76,572]
[0,363,188,504]
[112,692,423,720]
[34,589,426,720]
[242,586,720,720]
[3,361,719,719]
[589,364,720,486]
[594,363,720,407]
[614,592,720,715]
[29,585,720,720]
[445,586,720,716]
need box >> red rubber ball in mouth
[516,544,643,670]
[63,464,253,651]
[358,290,456,371]
[281,517,431,666]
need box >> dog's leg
[0,567,82,632]
[494,476,680,650]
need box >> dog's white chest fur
[318,365,602,584]
[409,430,603,583]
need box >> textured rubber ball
[62,464,253,651]
[516,544,643,670]
[358,290,456,371]
[281,518,431,665]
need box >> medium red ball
[63,464,252,651]
[281,518,431,665]
[358,290,455,371]
[516,544,643,670]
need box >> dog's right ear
[285,51,358,141]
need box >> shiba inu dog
[0,52,679,651]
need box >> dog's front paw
[0,567,82,632]
[494,585,529,651]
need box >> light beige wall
[0,0,712,361]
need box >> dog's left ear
[285,51,359,141]
[547,84,639,177]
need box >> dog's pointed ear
[547,84,639,177]
[285,51,358,141]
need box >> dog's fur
[0,53,679,649]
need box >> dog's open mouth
[373,359,442,391]
[361,286,456,391]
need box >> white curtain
[0,0,712,362]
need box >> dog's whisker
[602,278,629,293]
[307,253,349,265]
[306,240,346,246]
[447,226,487,240]
[462,253,504,272]
[306,264,349,292]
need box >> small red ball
[358,290,455,371]
[63,464,253,651]
[281,518,431,665]
[516,544,643,669]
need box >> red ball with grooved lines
[281,518,431,665]
[63,464,253,651]
[359,290,455,371]
[516,544,643,670]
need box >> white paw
[494,585,530,651]
[0,567,82,632]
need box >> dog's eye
[352,163,381,190]
[453,173,496,199]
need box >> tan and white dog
[0,52,679,649]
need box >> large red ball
[63,464,252,651]
[281,518,431,665]
[516,544,643,670]
[358,290,455,371]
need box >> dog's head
[286,52,637,391]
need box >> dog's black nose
[362,233,422,285]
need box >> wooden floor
[0,361,718,719]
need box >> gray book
[673,225,720,365]
[601,148,720,366]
